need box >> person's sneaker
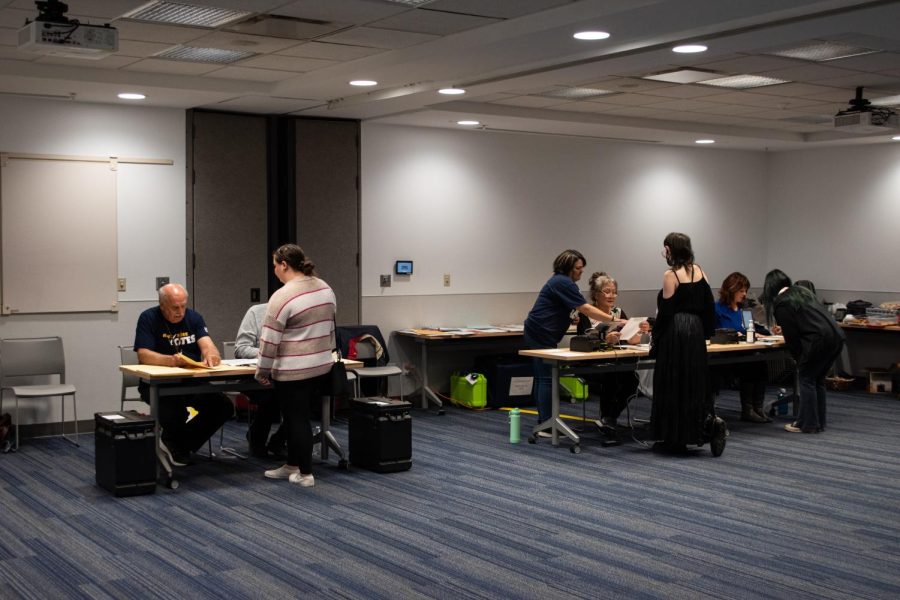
[599,416,618,429]
[785,422,817,433]
[535,431,553,438]
[158,437,188,467]
[264,464,298,479]
[710,417,728,457]
[289,472,315,487]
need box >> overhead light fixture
[117,92,146,100]
[350,80,377,87]
[155,45,254,63]
[123,1,252,28]
[697,74,790,89]
[439,87,466,95]
[643,68,720,84]
[673,44,707,54]
[457,120,480,126]
[695,139,715,144]
[892,135,900,141]
[573,31,610,41]
[383,0,438,6]
[872,94,900,107]
[767,40,879,62]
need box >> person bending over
[524,250,624,435]
[134,283,233,466]
[761,269,844,434]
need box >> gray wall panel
[188,111,269,345]
[295,119,360,325]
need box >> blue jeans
[524,333,553,425]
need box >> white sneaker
[535,431,553,439]
[289,472,315,487]
[264,464,298,479]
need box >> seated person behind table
[577,272,650,428]
[134,283,234,466]
[235,304,286,459]
[714,272,771,423]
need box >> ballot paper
[617,317,646,342]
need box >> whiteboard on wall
[1,154,118,314]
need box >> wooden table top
[519,338,785,363]
[120,358,363,380]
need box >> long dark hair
[273,243,316,276]
[761,268,819,324]
[663,232,694,270]
[552,249,586,276]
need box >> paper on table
[617,317,645,341]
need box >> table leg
[531,362,580,452]
[419,342,443,410]
[149,385,174,482]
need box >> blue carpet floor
[1,388,899,599]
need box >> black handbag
[328,354,350,397]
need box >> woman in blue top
[714,272,771,423]
[524,250,622,434]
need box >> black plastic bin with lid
[95,411,157,497]
[349,397,412,473]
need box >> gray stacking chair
[119,345,142,410]
[0,336,79,450]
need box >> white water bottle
[746,319,755,343]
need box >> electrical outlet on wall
[117,278,127,292]
[443,274,451,287]
[156,276,169,290]
[380,274,392,287]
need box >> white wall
[0,96,185,427]
[766,144,900,293]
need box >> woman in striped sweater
[256,244,336,488]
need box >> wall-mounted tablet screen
[395,260,413,275]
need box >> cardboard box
[868,370,892,394]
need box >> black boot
[740,382,767,423]
[752,382,772,422]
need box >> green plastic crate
[559,375,588,401]
[450,372,487,409]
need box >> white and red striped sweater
[256,276,336,382]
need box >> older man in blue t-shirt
[134,283,233,466]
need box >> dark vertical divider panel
[266,116,296,297]
[187,110,268,345]
[294,119,360,325]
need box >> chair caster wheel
[528,435,536,444]
[437,409,445,416]
[166,477,179,490]
[570,445,581,454]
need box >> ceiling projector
[17,0,117,59]
[834,87,899,133]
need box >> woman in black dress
[761,269,844,433]
[649,232,726,455]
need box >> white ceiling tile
[370,9,499,36]
[274,0,409,25]
[602,106,671,118]
[696,55,802,74]
[811,72,900,89]
[122,57,222,75]
[550,101,620,114]
[466,92,515,102]
[763,63,860,83]
[34,54,140,68]
[117,39,175,58]
[588,93,670,107]
[276,41,385,61]
[66,1,148,20]
[703,91,825,109]
[189,31,302,54]
[700,103,780,116]
[427,0,570,19]
[640,84,731,99]
[112,20,208,44]
[208,66,298,82]
[319,26,438,50]
[651,98,728,112]
[583,77,679,92]
[225,17,348,40]
[208,94,321,114]
[493,95,564,108]
[743,82,848,98]
[828,52,900,72]
[238,54,337,72]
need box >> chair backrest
[354,338,378,360]
[0,337,66,383]
[119,345,140,389]
[222,341,236,360]
[335,325,390,364]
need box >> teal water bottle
[509,408,521,444]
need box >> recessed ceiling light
[573,31,610,41]
[350,80,377,87]
[698,74,790,89]
[892,135,900,141]
[695,139,715,144]
[439,87,466,95]
[457,120,480,126]
[118,92,146,100]
[536,87,619,100]
[673,44,707,54]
